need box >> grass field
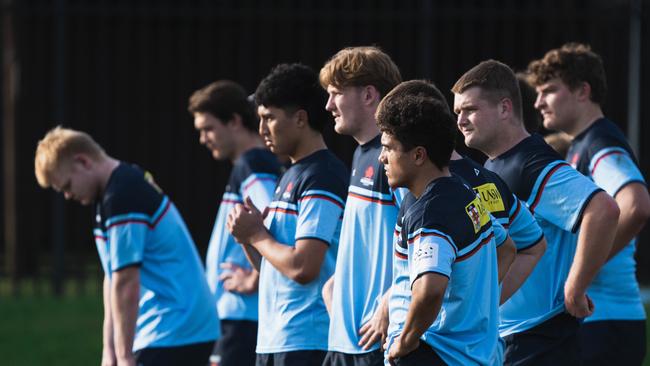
[0,282,648,365]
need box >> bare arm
[102,275,116,366]
[564,191,619,317]
[496,236,516,283]
[249,234,327,284]
[608,183,650,260]
[111,266,140,366]
[500,238,547,304]
[240,244,263,271]
[387,273,447,363]
[322,275,334,315]
[228,197,328,284]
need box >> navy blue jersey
[206,148,281,321]
[328,135,405,353]
[567,118,646,322]
[450,157,543,250]
[258,149,349,353]
[94,163,218,351]
[386,176,500,365]
[484,134,603,336]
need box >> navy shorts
[322,349,384,366]
[134,340,215,366]
[210,319,258,366]
[579,319,646,366]
[256,350,326,366]
[391,342,446,366]
[503,312,580,366]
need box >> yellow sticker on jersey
[465,197,490,233]
[473,183,505,213]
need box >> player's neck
[97,157,120,196]
[484,121,530,159]
[289,131,327,163]
[450,150,463,161]
[352,116,380,145]
[230,132,264,163]
[410,163,450,199]
[565,104,604,138]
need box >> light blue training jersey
[328,135,405,354]
[485,134,603,336]
[205,148,280,321]
[257,149,349,353]
[94,163,219,351]
[567,118,646,322]
[387,176,501,365]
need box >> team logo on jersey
[473,183,505,213]
[570,153,580,168]
[474,168,480,176]
[465,197,490,233]
[360,165,374,187]
[414,241,438,264]
[282,182,294,200]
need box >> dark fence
[1,0,648,295]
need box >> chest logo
[473,183,505,213]
[282,182,294,200]
[360,165,375,187]
[465,197,490,233]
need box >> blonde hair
[34,126,105,188]
[319,46,402,97]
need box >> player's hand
[219,262,258,294]
[227,196,267,245]
[564,286,594,318]
[358,304,389,350]
[386,335,419,365]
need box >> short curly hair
[376,91,456,170]
[255,63,330,132]
[319,46,402,97]
[527,43,607,105]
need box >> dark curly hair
[187,80,258,133]
[376,91,456,170]
[527,43,607,105]
[255,63,330,132]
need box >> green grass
[0,280,102,366]
[0,281,648,365]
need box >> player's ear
[576,82,592,102]
[227,113,243,130]
[72,153,93,169]
[413,146,428,166]
[499,98,513,118]
[293,109,309,128]
[363,85,381,106]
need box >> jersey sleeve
[527,161,602,233]
[590,147,646,196]
[105,212,151,271]
[491,214,508,248]
[507,195,544,250]
[409,228,457,287]
[296,189,345,245]
[241,173,278,211]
